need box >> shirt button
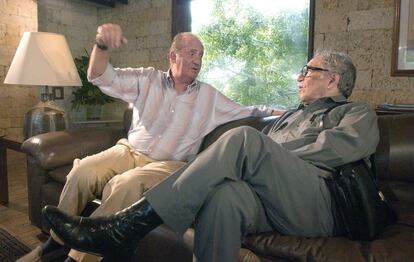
[158,135,162,138]
[171,109,175,113]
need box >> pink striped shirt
[90,65,271,161]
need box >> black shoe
[41,198,162,258]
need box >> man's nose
[193,56,202,65]
[297,74,304,82]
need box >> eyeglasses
[299,65,330,77]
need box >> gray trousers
[145,126,334,262]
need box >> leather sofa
[21,111,414,261]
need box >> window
[172,0,314,108]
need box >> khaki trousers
[50,139,185,262]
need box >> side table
[0,135,23,205]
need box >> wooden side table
[0,136,23,205]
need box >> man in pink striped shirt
[18,23,277,262]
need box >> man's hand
[95,23,128,50]
[88,23,128,79]
[271,109,286,116]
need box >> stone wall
[37,0,98,59]
[37,0,102,120]
[1,0,172,137]
[95,0,173,119]
[37,0,172,121]
[0,0,37,138]
[314,0,414,107]
[97,0,172,70]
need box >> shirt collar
[166,70,199,93]
[298,95,348,112]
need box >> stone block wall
[94,0,173,121]
[37,0,101,120]
[97,0,172,70]
[314,0,414,107]
[37,0,98,58]
[1,0,173,137]
[36,0,172,121]
[0,0,38,138]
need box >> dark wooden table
[0,136,23,205]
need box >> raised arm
[88,23,128,79]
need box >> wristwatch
[95,42,108,51]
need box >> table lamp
[4,32,82,139]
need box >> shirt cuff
[88,63,116,86]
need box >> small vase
[86,104,102,120]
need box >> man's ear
[169,51,177,63]
[328,73,340,89]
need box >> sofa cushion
[380,180,414,203]
[244,223,414,262]
[48,164,73,184]
[391,201,414,226]
[244,195,414,261]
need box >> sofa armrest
[21,127,126,169]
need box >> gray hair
[170,32,203,53]
[315,50,356,98]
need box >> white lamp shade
[4,32,82,86]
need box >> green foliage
[71,55,114,109]
[194,0,309,108]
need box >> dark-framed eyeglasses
[300,65,330,77]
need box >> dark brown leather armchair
[21,111,414,261]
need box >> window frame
[172,0,315,60]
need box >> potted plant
[71,54,114,120]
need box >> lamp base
[23,101,68,139]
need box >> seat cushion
[48,164,73,184]
[244,223,414,262]
[244,212,414,262]
[244,197,414,261]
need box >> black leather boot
[42,198,162,258]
